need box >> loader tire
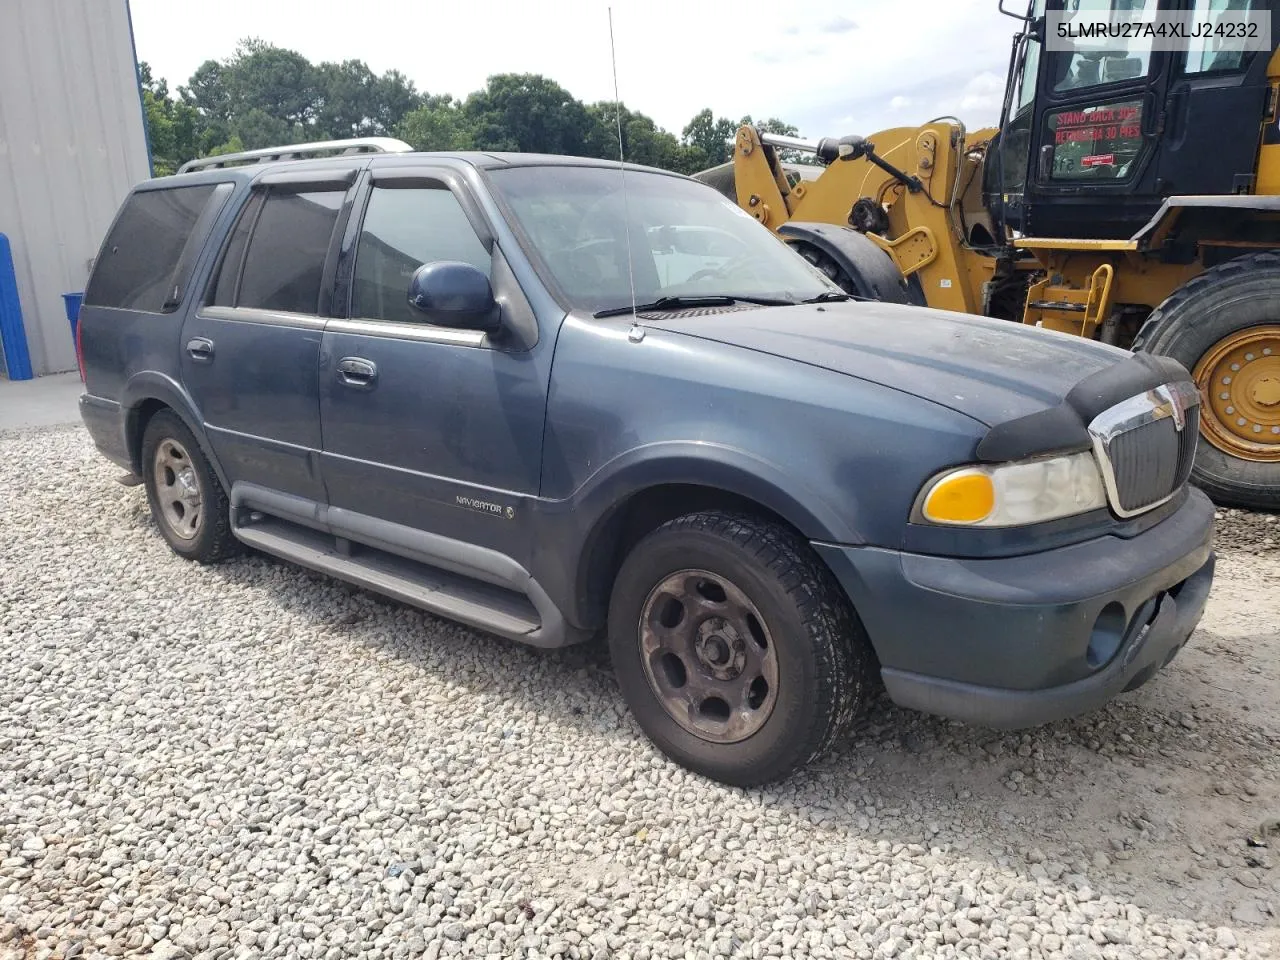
[1133,251,1280,511]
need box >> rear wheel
[607,510,874,786]
[141,410,238,563]
[1134,252,1280,511]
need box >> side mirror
[407,261,500,332]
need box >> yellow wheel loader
[696,0,1280,510]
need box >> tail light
[74,311,86,382]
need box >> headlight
[915,451,1108,527]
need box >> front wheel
[1135,252,1280,511]
[607,511,874,786]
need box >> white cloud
[957,72,1007,113]
[821,15,859,34]
[889,96,913,111]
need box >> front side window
[352,185,490,324]
[216,188,345,314]
[85,185,219,312]
[1051,0,1156,93]
[488,165,839,315]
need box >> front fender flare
[534,441,864,629]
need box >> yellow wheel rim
[1192,324,1280,461]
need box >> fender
[778,221,926,306]
[120,370,231,493]
[531,441,864,629]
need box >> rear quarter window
[84,184,221,312]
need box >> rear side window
[85,185,219,312]
[214,188,345,314]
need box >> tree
[397,96,474,151]
[138,62,200,175]
[681,110,820,168]
[314,59,381,139]
[681,108,738,166]
[139,43,807,180]
[314,61,421,139]
[463,74,592,155]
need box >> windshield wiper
[593,294,793,318]
[801,291,852,304]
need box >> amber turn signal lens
[922,470,995,524]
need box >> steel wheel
[1192,324,1280,462]
[637,568,779,744]
[152,437,203,541]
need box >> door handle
[1037,144,1054,182]
[186,337,215,362]
[336,357,377,389]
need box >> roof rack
[176,137,414,174]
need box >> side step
[233,516,542,641]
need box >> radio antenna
[608,6,639,319]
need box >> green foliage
[138,62,201,175]
[462,74,592,155]
[397,96,473,152]
[138,45,810,178]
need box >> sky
[127,0,1024,142]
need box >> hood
[642,300,1128,427]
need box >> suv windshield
[487,164,841,315]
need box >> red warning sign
[1081,154,1115,167]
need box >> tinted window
[352,185,489,323]
[85,185,218,312]
[236,189,344,314]
[212,199,255,307]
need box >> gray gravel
[1,424,1277,960]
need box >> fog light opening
[1086,602,1127,670]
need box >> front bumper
[814,488,1215,729]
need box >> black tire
[788,236,923,306]
[607,511,874,786]
[140,409,238,563]
[1133,251,1280,511]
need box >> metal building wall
[0,0,151,377]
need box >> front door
[1025,0,1172,239]
[181,170,358,504]
[318,168,550,564]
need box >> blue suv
[77,140,1215,785]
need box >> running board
[233,516,542,641]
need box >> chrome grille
[1088,382,1201,517]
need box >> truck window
[352,184,490,324]
[1184,0,1264,74]
[1048,98,1145,180]
[1051,0,1156,93]
[223,189,345,314]
[85,184,219,312]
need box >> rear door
[80,181,233,402]
[180,167,359,504]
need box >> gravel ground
[0,424,1277,960]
